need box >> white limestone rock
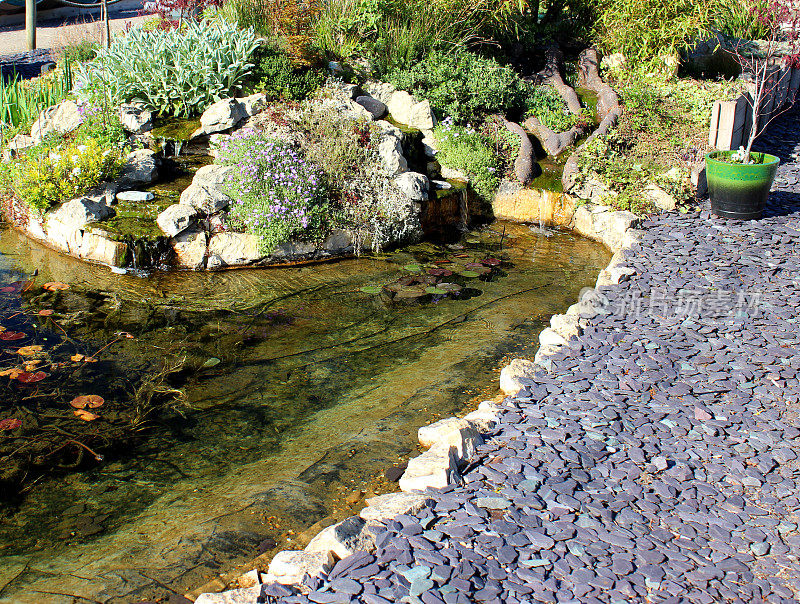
[116,191,154,202]
[207,232,262,265]
[359,492,433,522]
[194,98,247,137]
[305,516,378,558]
[119,149,159,187]
[195,586,266,604]
[79,231,127,266]
[395,172,430,201]
[267,550,334,585]
[499,358,537,396]
[378,134,408,176]
[157,204,197,237]
[30,100,83,142]
[399,443,459,492]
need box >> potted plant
[706,0,800,219]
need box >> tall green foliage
[0,64,73,137]
[594,0,716,64]
[713,0,772,41]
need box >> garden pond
[0,220,609,603]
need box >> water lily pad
[403,264,422,273]
[465,262,484,269]
[425,286,448,295]
[15,371,47,383]
[437,282,462,293]
[482,257,501,266]
[428,268,453,277]
[70,395,105,409]
[43,282,70,292]
[359,286,383,295]
[202,357,221,368]
[17,345,43,356]
[0,418,22,430]
[0,286,15,293]
[459,270,480,278]
[74,409,100,421]
[465,237,481,244]
[0,332,25,341]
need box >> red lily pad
[482,258,501,266]
[0,286,15,293]
[428,268,453,277]
[0,418,22,430]
[0,332,26,341]
[15,371,47,383]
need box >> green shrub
[4,137,123,211]
[525,86,592,132]
[216,129,329,254]
[250,48,326,100]
[77,20,261,117]
[434,118,500,200]
[59,41,98,65]
[387,48,528,123]
[594,0,716,65]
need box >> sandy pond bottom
[0,222,609,603]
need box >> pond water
[0,221,609,603]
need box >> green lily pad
[459,270,480,278]
[425,286,448,295]
[404,264,422,273]
[360,286,383,294]
[202,357,221,369]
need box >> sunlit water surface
[0,222,609,603]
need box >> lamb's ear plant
[727,0,800,163]
[77,20,261,117]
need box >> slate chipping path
[267,114,800,604]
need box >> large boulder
[172,226,207,269]
[157,204,197,237]
[238,93,267,117]
[378,134,408,176]
[194,98,247,137]
[179,164,235,214]
[207,232,262,265]
[387,91,436,131]
[30,100,83,142]
[394,172,429,201]
[119,149,159,187]
[79,231,127,267]
[46,196,114,232]
[119,103,153,134]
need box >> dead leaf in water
[73,409,100,421]
[43,282,69,292]
[0,367,21,378]
[17,345,43,356]
[70,395,105,409]
[0,418,22,430]
[0,332,25,341]
[38,309,54,317]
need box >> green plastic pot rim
[705,150,780,167]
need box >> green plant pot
[705,150,779,220]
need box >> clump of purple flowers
[216,129,328,253]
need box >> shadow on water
[0,221,610,603]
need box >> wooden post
[102,0,111,48]
[25,0,36,50]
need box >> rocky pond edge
[190,203,641,602]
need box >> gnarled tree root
[561,48,623,192]
[501,118,539,185]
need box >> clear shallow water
[0,222,609,603]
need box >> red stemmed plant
[144,0,222,29]
[728,0,800,163]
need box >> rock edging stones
[194,199,642,604]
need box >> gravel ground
[254,108,800,603]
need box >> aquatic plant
[76,20,261,117]
[216,129,329,254]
